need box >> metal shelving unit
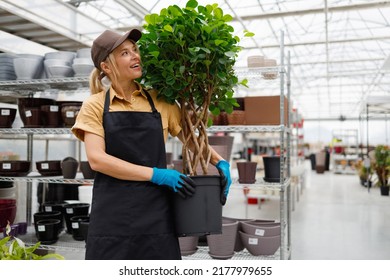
[203,31,292,260]
[331,129,359,174]
[0,77,88,228]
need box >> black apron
[85,88,181,260]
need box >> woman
[71,29,231,260]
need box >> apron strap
[103,88,158,115]
[143,89,159,118]
[103,88,111,113]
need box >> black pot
[63,203,90,234]
[309,154,316,170]
[173,175,222,237]
[70,215,89,241]
[33,211,62,237]
[380,186,389,196]
[80,161,96,179]
[36,219,61,244]
[41,201,68,231]
[263,156,283,182]
[79,220,90,242]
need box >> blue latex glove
[216,160,232,205]
[151,167,196,199]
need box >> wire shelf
[207,125,290,133]
[20,228,286,260]
[0,77,89,93]
[0,128,72,135]
[0,173,93,184]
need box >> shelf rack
[0,76,89,94]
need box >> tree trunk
[179,99,211,175]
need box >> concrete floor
[224,160,390,260]
[290,162,390,260]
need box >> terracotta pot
[227,110,246,125]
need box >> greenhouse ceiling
[1,0,390,121]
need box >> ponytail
[89,68,105,95]
[89,53,121,96]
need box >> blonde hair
[89,53,121,95]
[89,40,139,96]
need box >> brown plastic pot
[237,161,257,184]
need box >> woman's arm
[84,132,153,181]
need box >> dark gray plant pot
[263,156,282,182]
[380,186,389,196]
[173,175,222,237]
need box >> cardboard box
[244,96,289,125]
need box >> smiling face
[111,39,142,82]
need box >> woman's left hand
[216,160,232,205]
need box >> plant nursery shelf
[0,76,89,93]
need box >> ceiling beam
[236,0,390,21]
[113,0,149,21]
[243,34,390,50]
[0,0,112,46]
[0,30,55,54]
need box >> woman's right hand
[151,168,196,198]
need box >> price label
[248,237,258,245]
[41,163,49,169]
[72,222,79,229]
[1,109,10,116]
[50,105,59,112]
[38,225,46,232]
[2,163,11,170]
[66,111,75,118]
[255,229,265,236]
[25,110,32,117]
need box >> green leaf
[214,39,225,46]
[244,31,255,37]
[223,14,233,22]
[186,0,198,9]
[200,47,210,53]
[224,51,236,58]
[214,7,223,18]
[164,24,173,32]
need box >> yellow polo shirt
[71,83,182,142]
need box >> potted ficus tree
[372,145,390,195]
[138,0,253,236]
[138,0,252,175]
